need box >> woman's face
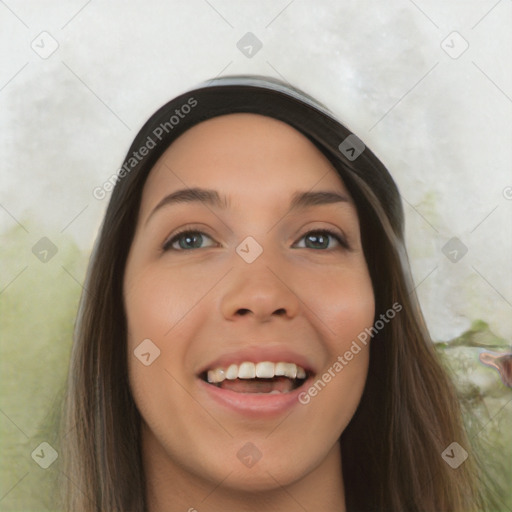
[124,113,375,496]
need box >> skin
[123,113,375,512]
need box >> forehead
[141,113,349,206]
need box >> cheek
[124,268,202,452]
[299,263,374,424]
[307,262,375,345]
[124,269,184,403]
[124,264,213,406]
[124,264,208,345]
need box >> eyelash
[162,227,350,252]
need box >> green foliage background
[1,222,86,511]
[1,223,511,511]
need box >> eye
[294,229,349,250]
[162,228,349,252]
[163,229,217,251]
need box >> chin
[217,461,309,494]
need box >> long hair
[58,75,486,511]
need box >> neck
[143,430,346,512]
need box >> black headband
[115,74,403,236]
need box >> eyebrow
[145,187,350,226]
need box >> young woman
[59,75,486,511]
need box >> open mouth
[198,362,313,394]
[199,373,311,393]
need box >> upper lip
[197,345,318,377]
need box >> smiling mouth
[198,364,313,394]
[199,374,310,393]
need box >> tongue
[219,376,294,393]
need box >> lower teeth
[214,385,286,394]
[240,390,286,394]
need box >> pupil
[181,233,202,249]
[307,233,328,249]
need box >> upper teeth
[206,361,307,384]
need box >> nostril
[237,309,251,316]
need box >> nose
[220,259,300,323]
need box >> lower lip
[197,378,312,419]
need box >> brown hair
[58,75,488,511]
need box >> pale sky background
[1,0,511,342]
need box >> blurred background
[1,1,511,510]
